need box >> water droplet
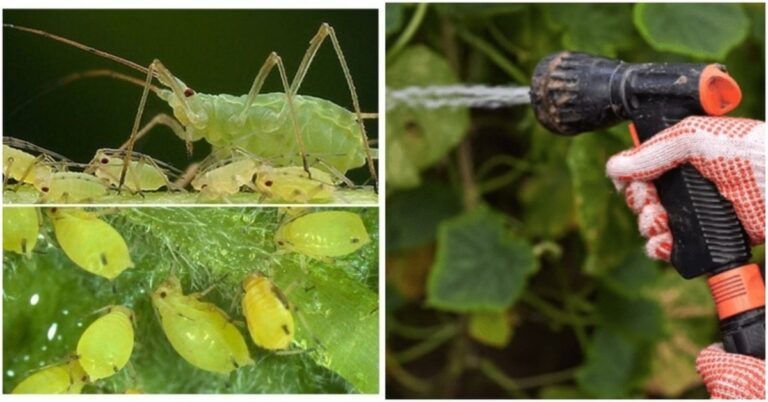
[41,345,47,351]
[62,309,69,315]
[29,293,40,306]
[47,323,58,340]
[23,355,30,362]
[6,370,15,377]
[77,322,83,327]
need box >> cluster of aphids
[3,137,351,203]
[4,207,371,393]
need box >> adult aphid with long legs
[4,23,379,193]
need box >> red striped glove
[696,343,765,399]
[606,116,765,261]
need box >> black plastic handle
[633,117,764,358]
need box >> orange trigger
[628,123,640,147]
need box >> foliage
[4,207,378,394]
[386,3,763,399]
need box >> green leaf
[602,249,660,298]
[3,208,378,394]
[633,3,749,60]
[596,290,664,344]
[519,160,575,239]
[386,3,405,37]
[577,328,651,398]
[386,46,471,190]
[435,4,525,18]
[468,311,513,348]
[644,271,717,397]
[538,385,591,399]
[387,181,462,252]
[567,132,639,276]
[427,206,538,313]
[545,4,635,57]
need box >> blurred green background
[3,9,378,182]
[386,3,764,399]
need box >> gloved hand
[605,116,766,399]
[606,116,764,261]
[696,343,765,399]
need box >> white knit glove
[606,116,765,261]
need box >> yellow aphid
[76,306,135,380]
[3,144,54,185]
[255,166,335,203]
[11,360,88,394]
[88,149,172,193]
[241,272,295,350]
[191,157,258,197]
[48,208,134,280]
[34,172,109,202]
[274,211,370,259]
[151,275,253,373]
[3,207,40,256]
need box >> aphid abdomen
[275,211,371,258]
[11,360,88,394]
[153,290,252,374]
[51,209,134,280]
[37,172,108,202]
[76,306,134,380]
[3,207,40,256]
[242,274,295,350]
[212,94,364,174]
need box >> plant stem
[395,323,458,363]
[387,3,429,62]
[457,29,529,84]
[386,349,431,394]
[480,358,577,391]
[388,317,457,340]
[520,291,594,327]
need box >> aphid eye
[41,186,50,192]
[100,157,109,164]
[184,88,196,97]
[351,237,360,244]
[277,240,284,246]
[201,184,208,189]
[264,180,274,187]
[81,375,88,382]
[159,291,167,298]
[51,207,58,213]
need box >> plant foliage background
[4,207,378,394]
[385,3,764,398]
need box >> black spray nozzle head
[530,51,624,136]
[530,51,742,138]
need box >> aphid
[5,23,379,192]
[3,137,69,185]
[151,274,253,373]
[76,305,135,380]
[241,272,295,350]
[255,165,335,203]
[33,172,109,202]
[274,210,370,259]
[3,207,40,256]
[11,360,88,394]
[86,148,178,193]
[48,208,134,280]
[191,155,258,198]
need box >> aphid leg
[289,23,378,193]
[238,52,309,179]
[173,162,199,191]
[118,113,189,156]
[3,156,14,187]
[313,157,355,188]
[17,154,49,184]
[119,60,158,194]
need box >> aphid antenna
[3,137,74,163]
[8,69,160,119]
[4,25,150,76]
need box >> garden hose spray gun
[530,51,765,358]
